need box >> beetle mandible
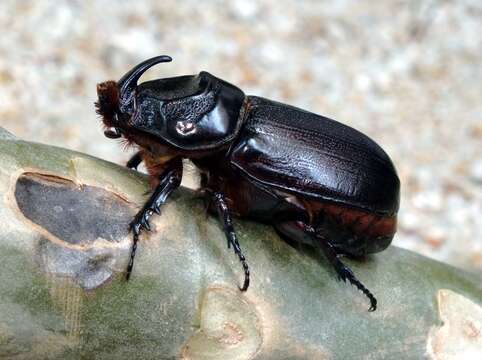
[96,55,400,311]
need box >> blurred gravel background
[0,0,480,272]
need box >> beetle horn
[117,55,172,111]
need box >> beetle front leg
[212,192,250,291]
[126,151,143,170]
[126,159,183,280]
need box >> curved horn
[117,55,172,110]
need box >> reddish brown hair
[95,81,119,128]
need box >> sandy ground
[0,0,480,272]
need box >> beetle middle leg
[126,158,183,280]
[211,191,250,291]
[274,217,377,311]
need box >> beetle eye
[104,128,122,139]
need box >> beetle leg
[306,226,377,311]
[274,217,377,311]
[126,159,182,280]
[212,192,250,291]
[126,151,143,170]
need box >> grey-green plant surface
[1,0,481,272]
[0,128,481,359]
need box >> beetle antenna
[95,81,120,127]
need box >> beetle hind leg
[274,218,377,311]
[307,226,377,311]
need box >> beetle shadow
[345,253,377,264]
[275,231,327,267]
[274,230,376,275]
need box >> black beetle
[96,55,400,311]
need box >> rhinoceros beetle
[96,55,400,311]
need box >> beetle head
[95,55,172,139]
[96,55,245,153]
